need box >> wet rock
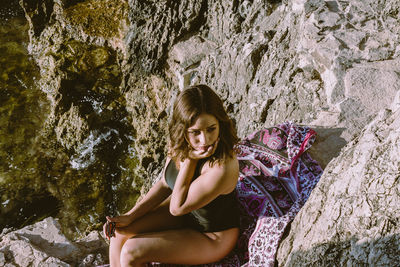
[18,0,54,38]
[62,0,129,40]
[10,0,135,242]
[55,104,89,151]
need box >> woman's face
[186,113,220,155]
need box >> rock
[164,0,400,142]
[276,107,400,266]
[0,217,108,266]
[125,0,207,74]
[167,36,217,90]
[307,125,347,169]
[55,104,89,151]
[124,75,173,189]
[344,60,400,114]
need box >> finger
[191,150,210,159]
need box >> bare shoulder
[203,154,239,193]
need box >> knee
[120,240,144,266]
[109,229,129,245]
[115,226,132,236]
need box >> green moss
[64,0,128,38]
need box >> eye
[207,127,216,133]
[188,130,201,136]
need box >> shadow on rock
[307,126,347,169]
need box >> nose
[199,132,210,145]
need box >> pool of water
[0,2,55,226]
[0,1,140,239]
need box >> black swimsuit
[165,159,240,232]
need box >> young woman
[104,84,240,266]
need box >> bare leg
[120,227,239,266]
[109,198,186,267]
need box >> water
[70,129,121,170]
[0,2,57,228]
[0,1,140,239]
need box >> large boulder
[277,107,400,266]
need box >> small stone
[81,254,94,265]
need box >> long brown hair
[168,85,238,164]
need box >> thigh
[116,196,186,237]
[122,228,239,265]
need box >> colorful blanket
[151,122,323,267]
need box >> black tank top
[164,159,240,232]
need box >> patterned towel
[150,122,323,267]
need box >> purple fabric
[149,122,323,267]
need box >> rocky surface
[0,217,108,266]
[277,108,400,266]
[1,0,399,265]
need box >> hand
[103,220,115,240]
[188,138,219,159]
[103,214,132,240]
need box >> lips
[198,142,216,152]
[199,145,212,152]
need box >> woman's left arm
[169,157,238,216]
